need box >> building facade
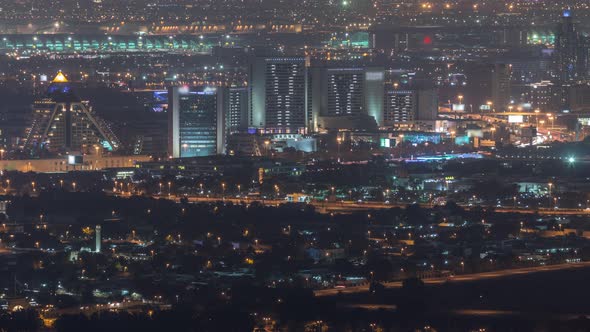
[22,72,120,154]
[384,87,438,126]
[249,57,310,133]
[309,66,384,130]
[168,86,226,158]
[227,87,249,134]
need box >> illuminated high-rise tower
[227,87,249,134]
[555,10,587,82]
[309,66,384,130]
[95,224,101,253]
[22,72,120,154]
[249,57,309,133]
[167,86,226,158]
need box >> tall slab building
[309,66,384,130]
[168,86,226,158]
[249,57,310,133]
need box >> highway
[146,194,590,216]
[314,261,590,297]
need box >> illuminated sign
[67,155,83,165]
[366,72,384,81]
[452,104,465,112]
[508,115,524,123]
[178,86,190,94]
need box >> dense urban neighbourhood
[1,0,590,331]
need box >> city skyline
[0,1,589,331]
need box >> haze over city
[0,0,589,331]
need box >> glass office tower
[168,86,226,158]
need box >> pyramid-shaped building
[22,72,120,154]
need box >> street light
[568,156,576,166]
[167,181,172,196]
[513,196,517,208]
[264,140,270,156]
[548,182,553,208]
[72,182,76,191]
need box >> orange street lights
[264,140,270,156]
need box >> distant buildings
[167,86,226,158]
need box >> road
[314,261,590,297]
[145,194,590,216]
